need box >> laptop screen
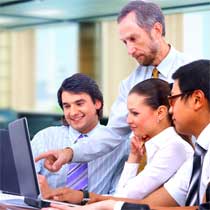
[8,118,40,198]
[0,129,20,194]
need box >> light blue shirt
[31,123,130,194]
[72,46,194,162]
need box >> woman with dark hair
[114,78,192,199]
[40,79,193,208]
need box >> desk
[0,203,37,209]
[0,203,198,210]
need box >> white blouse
[114,127,193,199]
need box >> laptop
[0,129,20,195]
[8,117,78,208]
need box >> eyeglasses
[168,91,194,106]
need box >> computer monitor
[0,129,20,194]
[8,118,78,208]
[8,118,39,198]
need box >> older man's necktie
[152,67,159,78]
[185,143,206,206]
[66,134,88,190]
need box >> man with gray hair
[36,0,193,177]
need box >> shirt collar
[156,45,176,78]
[145,127,175,152]
[143,45,176,78]
[196,123,210,151]
[68,123,100,144]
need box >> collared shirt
[31,124,130,194]
[72,46,193,162]
[164,123,210,206]
[114,127,193,199]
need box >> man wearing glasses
[159,59,210,207]
[141,59,210,208]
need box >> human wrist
[79,190,90,205]
[64,147,73,162]
[128,153,141,163]
[89,192,112,204]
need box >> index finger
[35,150,56,162]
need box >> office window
[35,24,79,112]
[183,10,210,59]
[0,32,11,108]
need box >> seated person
[38,78,193,204]
[43,59,210,210]
[32,73,129,194]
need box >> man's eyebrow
[75,99,85,103]
[62,99,85,105]
[62,102,69,106]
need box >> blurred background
[0,0,210,137]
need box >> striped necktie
[66,134,88,190]
[185,143,206,206]
[152,67,159,78]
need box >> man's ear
[192,90,205,111]
[151,22,163,38]
[95,99,102,110]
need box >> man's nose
[70,106,78,116]
[127,44,136,56]
[169,105,173,115]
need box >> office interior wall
[0,32,11,108]
[165,13,183,51]
[0,30,35,110]
[79,22,101,85]
[101,21,137,116]
[10,30,35,111]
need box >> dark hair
[129,78,193,146]
[117,0,165,36]
[172,59,210,107]
[57,73,103,121]
[129,78,170,110]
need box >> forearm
[89,187,179,207]
[89,192,144,205]
[127,153,141,163]
[114,162,139,197]
[87,200,119,210]
[72,128,130,162]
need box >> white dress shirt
[114,127,193,199]
[164,123,210,206]
[71,46,193,162]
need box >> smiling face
[62,91,101,134]
[127,93,159,138]
[118,12,160,66]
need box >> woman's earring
[156,118,160,123]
